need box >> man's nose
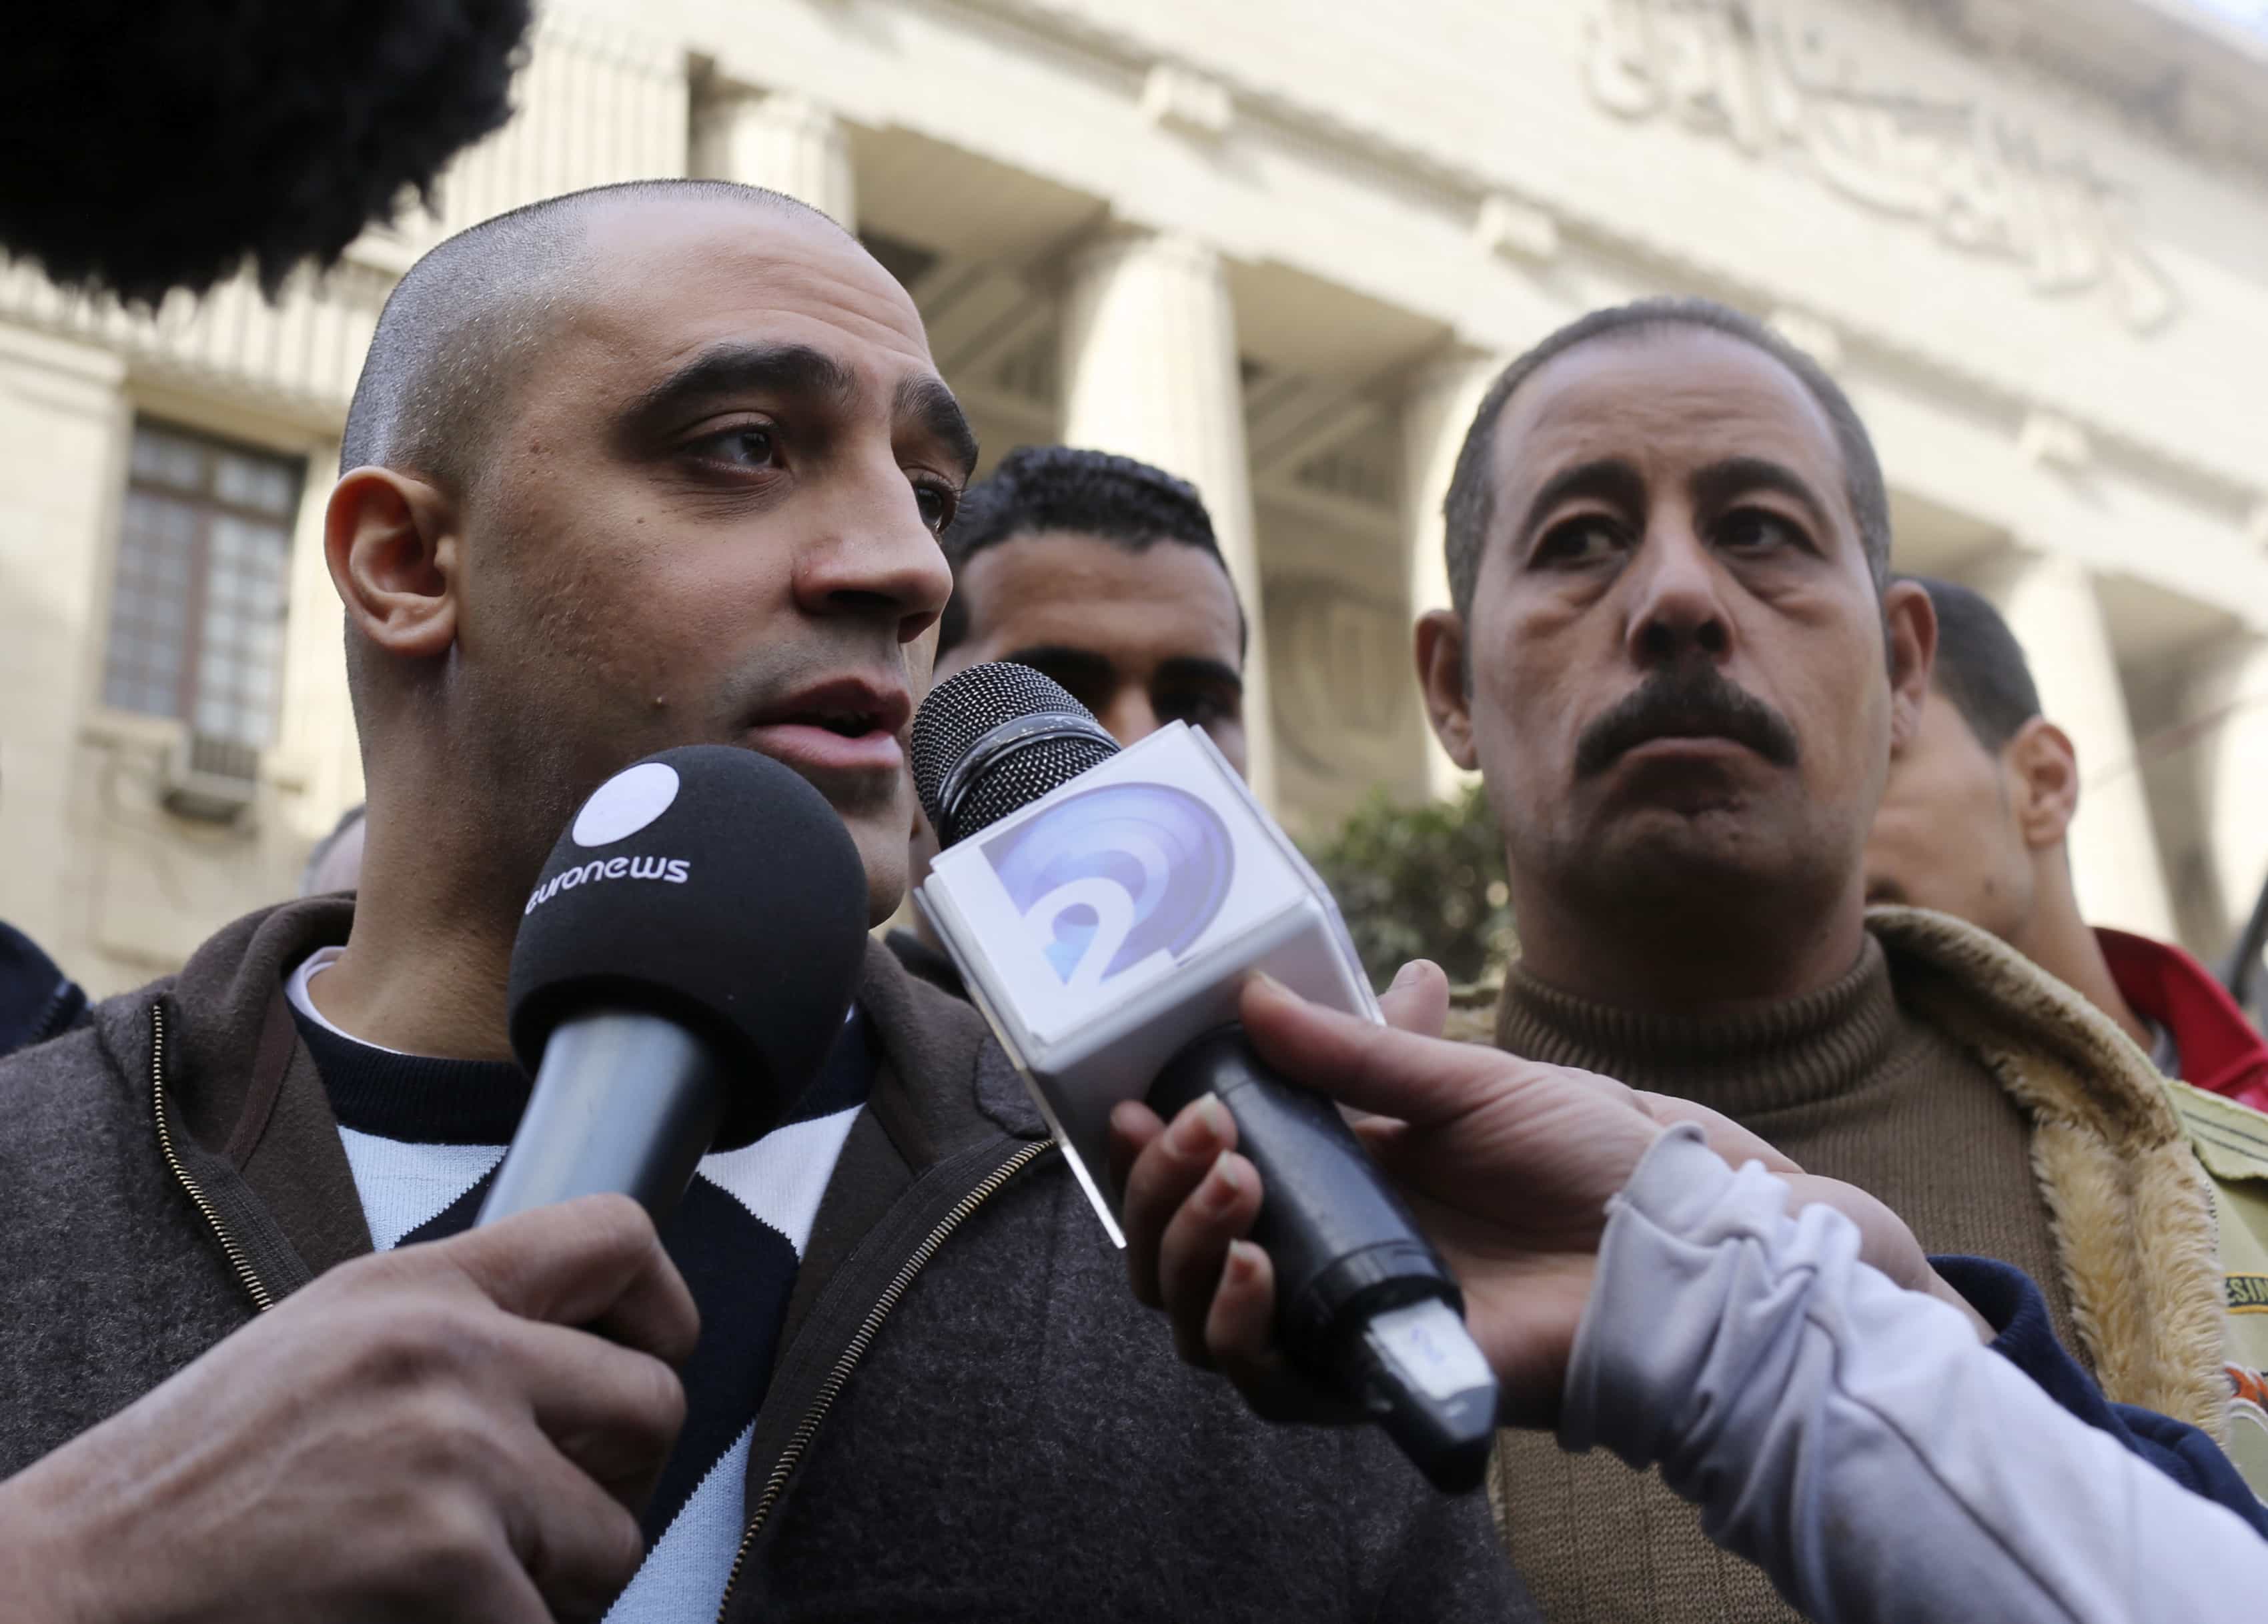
[795,462,955,642]
[1624,522,1732,668]
[1097,686,1162,749]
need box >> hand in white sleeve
[1110,969,2267,1623]
[1110,966,1984,1421]
[1572,1124,2268,1624]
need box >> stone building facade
[4,0,2267,994]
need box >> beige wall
[4,0,2265,990]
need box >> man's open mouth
[786,706,887,738]
[745,678,915,778]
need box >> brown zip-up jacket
[0,898,1530,1622]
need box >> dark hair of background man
[1440,296,1894,625]
[935,445,1246,657]
[1906,574,2043,753]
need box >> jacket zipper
[713,1136,1055,1623]
[149,1001,275,1313]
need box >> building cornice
[943,0,2265,520]
[1899,0,2268,181]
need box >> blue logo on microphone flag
[981,782,1234,988]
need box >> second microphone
[910,662,1499,1492]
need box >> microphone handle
[1149,1023,1499,1492]
[1149,1024,1456,1341]
[477,1010,728,1227]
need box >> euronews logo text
[524,854,691,916]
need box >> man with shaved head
[0,181,1520,1623]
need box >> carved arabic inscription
[1584,0,2179,333]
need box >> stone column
[1974,551,2178,940]
[1057,227,1275,806]
[1399,349,1502,802]
[2184,636,2268,945]
[701,91,857,231]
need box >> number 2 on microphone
[1019,876,1138,992]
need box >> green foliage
[1303,784,1516,992]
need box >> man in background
[1865,572,2268,1493]
[930,446,1247,768]
[1409,295,2228,1621]
[1866,576,2268,1110]
[891,445,1248,992]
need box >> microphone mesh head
[911,662,1121,846]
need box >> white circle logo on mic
[571,762,680,848]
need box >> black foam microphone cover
[6,1,533,303]
[508,744,869,1149]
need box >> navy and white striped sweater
[286,950,869,1622]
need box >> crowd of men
[2,177,2267,1621]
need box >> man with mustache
[1395,297,2227,1622]
[0,181,1521,1621]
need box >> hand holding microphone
[482,744,869,1225]
[1115,973,1670,1430]
[0,744,874,1624]
[0,1196,693,1624]
[910,663,1500,1490]
[1115,972,1993,1428]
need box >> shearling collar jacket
[1866,904,2228,1437]
[0,898,1527,1623]
[1457,904,2227,1439]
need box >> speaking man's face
[1424,327,1929,926]
[456,198,969,922]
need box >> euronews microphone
[911,663,1498,1492]
[478,744,869,1226]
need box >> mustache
[1572,667,1801,778]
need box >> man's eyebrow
[1512,457,1647,548]
[1001,644,1115,684]
[895,372,979,481]
[1688,456,1836,536]
[620,341,857,434]
[1154,656,1243,695]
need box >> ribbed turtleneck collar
[1494,934,1903,1117]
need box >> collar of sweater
[1488,904,2230,1436]
[1494,934,1898,1116]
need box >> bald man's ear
[1415,609,1480,770]
[2007,718,2080,852]
[1882,578,1938,756]
[325,466,460,663]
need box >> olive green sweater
[1482,914,2224,1624]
